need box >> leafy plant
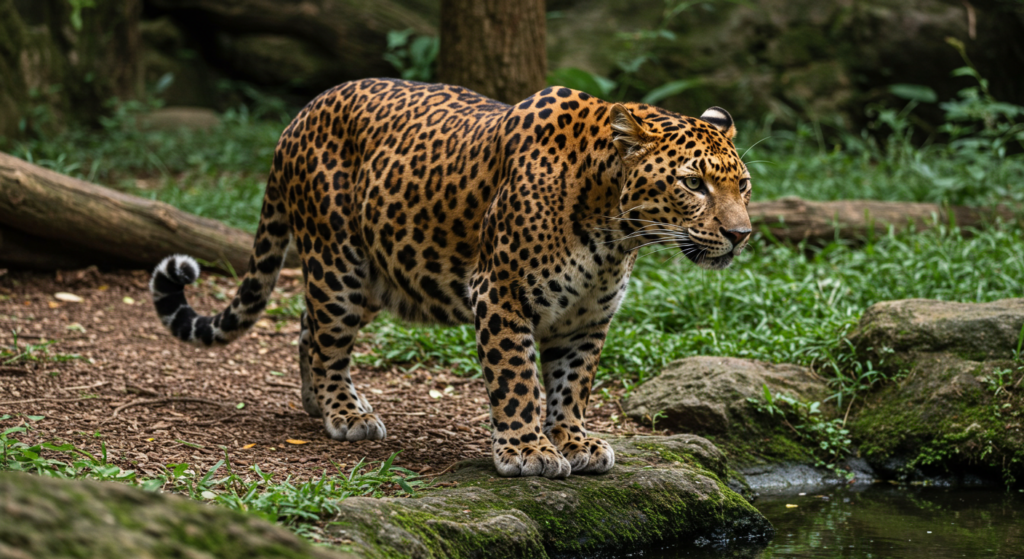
[940,38,1024,158]
[384,29,440,82]
[747,387,853,477]
[67,0,96,32]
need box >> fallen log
[749,197,1017,244]
[0,151,299,273]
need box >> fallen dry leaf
[285,439,309,445]
[54,292,84,303]
[429,389,443,399]
[48,301,60,309]
[241,443,256,449]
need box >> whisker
[628,236,688,252]
[740,136,772,161]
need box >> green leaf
[888,84,937,103]
[641,79,702,105]
[546,68,616,98]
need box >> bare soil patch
[0,269,646,479]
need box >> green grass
[8,103,287,233]
[739,118,1024,206]
[0,414,425,539]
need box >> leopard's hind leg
[301,246,385,441]
[298,310,321,418]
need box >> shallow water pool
[645,483,1024,558]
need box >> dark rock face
[622,356,829,434]
[549,0,1024,127]
[0,472,355,559]
[327,435,774,558]
[847,299,1024,486]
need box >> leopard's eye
[683,176,703,190]
[739,178,750,192]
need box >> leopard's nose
[720,227,751,246]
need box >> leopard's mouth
[678,240,734,270]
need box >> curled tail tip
[151,254,201,296]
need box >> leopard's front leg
[540,324,615,474]
[472,293,571,479]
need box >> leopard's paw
[559,436,615,474]
[492,440,571,479]
[324,412,386,441]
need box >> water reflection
[641,484,1024,559]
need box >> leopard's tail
[149,191,291,347]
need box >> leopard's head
[611,103,751,270]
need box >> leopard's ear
[610,104,655,159]
[699,106,736,140]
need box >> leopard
[149,78,752,479]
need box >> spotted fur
[150,78,752,478]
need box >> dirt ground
[0,268,649,480]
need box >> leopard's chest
[527,247,636,339]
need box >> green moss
[329,442,773,558]
[0,472,346,559]
[851,359,1024,487]
[709,425,816,470]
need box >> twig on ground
[61,380,109,393]
[0,396,113,405]
[109,397,229,420]
[0,366,29,376]
[263,376,300,389]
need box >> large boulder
[622,356,829,435]
[846,299,1024,485]
[848,298,1024,364]
[0,472,356,559]
[328,435,773,558]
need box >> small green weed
[1,330,82,365]
[747,386,854,478]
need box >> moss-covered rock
[846,299,1024,486]
[327,435,773,558]
[622,356,828,435]
[0,471,357,559]
[848,298,1024,364]
[851,351,1023,486]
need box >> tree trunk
[0,0,29,140]
[437,0,547,103]
[0,152,298,272]
[748,197,1017,244]
[3,0,141,137]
